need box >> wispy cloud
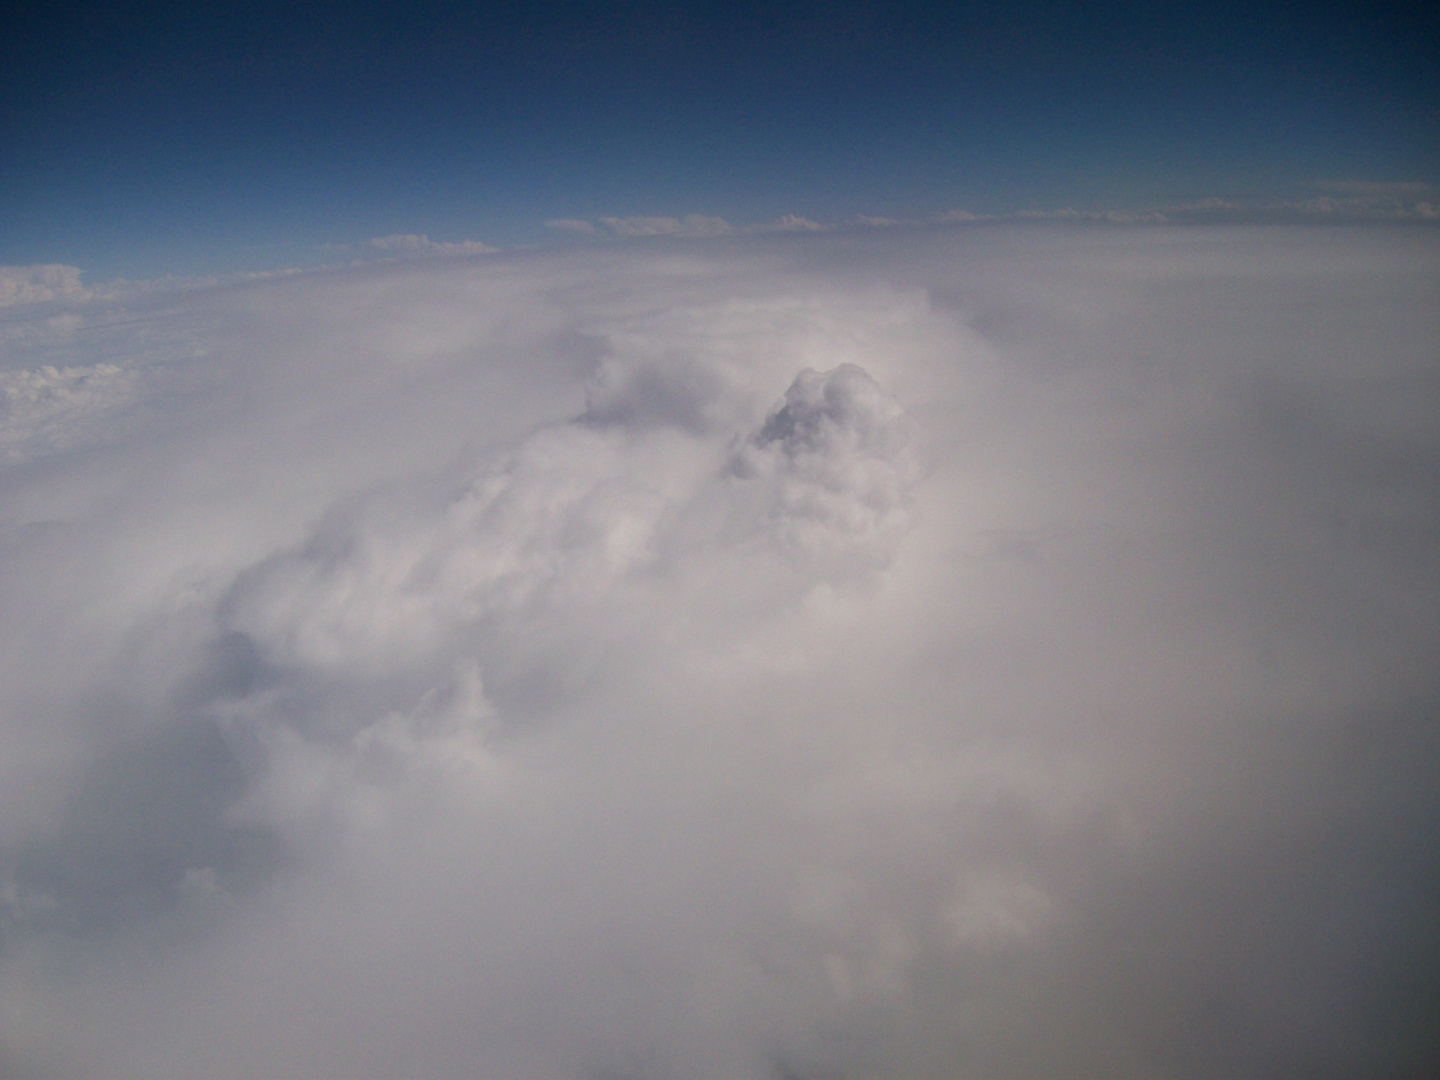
[0,264,90,307]
[759,214,827,232]
[930,186,1440,227]
[551,214,828,240]
[934,209,987,223]
[1014,207,1171,223]
[369,233,499,257]
[543,218,599,235]
[1314,180,1434,198]
[596,214,734,238]
[1279,187,1440,219]
[547,186,1440,252]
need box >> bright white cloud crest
[1,228,1438,1079]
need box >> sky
[2,5,1440,1080]
[1,0,1438,278]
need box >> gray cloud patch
[10,713,281,935]
[0,227,1437,1079]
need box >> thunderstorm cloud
[0,225,1437,1080]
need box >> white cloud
[1126,186,1440,223]
[560,193,1440,243]
[544,218,599,234]
[597,214,733,237]
[0,362,137,461]
[1,226,1438,1080]
[934,208,983,222]
[1276,189,1440,219]
[0,264,90,307]
[925,190,1440,226]
[369,233,499,256]
[1014,206,1170,223]
[757,214,828,232]
[558,214,827,239]
[1174,196,1244,211]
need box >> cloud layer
[1,227,1438,1080]
[544,189,1440,247]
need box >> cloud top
[1,225,1438,1080]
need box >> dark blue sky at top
[2,0,1437,277]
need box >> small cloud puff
[369,234,499,257]
[0,264,90,307]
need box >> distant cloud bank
[546,213,827,239]
[538,186,1437,250]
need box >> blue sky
[3,0,1438,277]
